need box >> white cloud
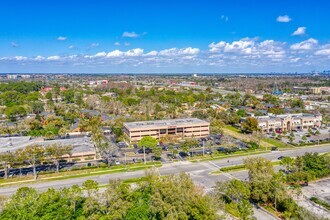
[292,27,306,36]
[181,47,200,55]
[220,15,229,22]
[315,49,330,55]
[126,48,144,56]
[276,15,291,23]
[3,40,330,71]
[158,47,200,56]
[11,42,19,47]
[34,56,45,61]
[47,55,61,61]
[69,45,76,49]
[107,50,124,57]
[114,42,120,46]
[290,38,318,50]
[124,42,131,46]
[122,32,139,38]
[145,51,158,56]
[57,36,67,41]
[208,38,286,63]
[91,52,107,58]
[90,43,99,47]
[14,56,27,61]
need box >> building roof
[124,118,209,130]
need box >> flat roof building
[123,118,210,143]
[256,113,322,133]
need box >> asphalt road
[1,145,328,220]
[0,144,329,196]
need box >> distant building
[256,113,322,133]
[123,118,209,143]
[7,75,18,80]
[20,74,31,79]
[88,80,109,87]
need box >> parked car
[179,151,190,158]
[136,148,152,154]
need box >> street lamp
[143,146,146,165]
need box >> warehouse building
[123,118,210,143]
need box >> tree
[302,153,330,178]
[280,157,295,172]
[19,144,45,180]
[0,151,15,179]
[152,147,162,159]
[138,136,158,150]
[308,128,313,134]
[45,143,73,173]
[216,179,253,219]
[98,141,118,167]
[0,170,221,219]
[45,91,52,101]
[138,136,158,163]
[241,117,259,133]
[244,157,276,203]
[210,119,224,135]
[82,180,99,197]
[4,105,27,121]
[236,109,246,117]
[180,138,199,153]
[289,136,294,143]
[290,99,305,109]
[301,135,307,142]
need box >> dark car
[216,147,226,152]
[136,148,152,154]
[278,156,285,160]
[162,146,169,151]
[204,149,213,154]
[179,151,190,158]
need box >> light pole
[143,146,146,165]
[202,140,205,157]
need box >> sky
[1,0,330,73]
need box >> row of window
[129,126,209,134]
[130,130,209,138]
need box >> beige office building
[123,118,210,143]
[257,113,322,133]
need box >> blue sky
[1,0,330,73]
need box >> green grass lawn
[224,125,241,133]
[211,161,281,174]
[263,137,291,148]
[0,162,162,187]
[189,149,267,162]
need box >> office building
[257,113,322,133]
[123,118,209,143]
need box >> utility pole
[202,140,205,156]
[143,146,146,164]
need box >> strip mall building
[123,118,210,143]
[257,113,322,133]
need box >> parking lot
[265,127,330,145]
[295,178,330,219]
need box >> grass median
[211,161,281,174]
[0,162,162,187]
[189,149,268,162]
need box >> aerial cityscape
[0,1,329,220]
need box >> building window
[177,128,183,133]
[160,129,167,134]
